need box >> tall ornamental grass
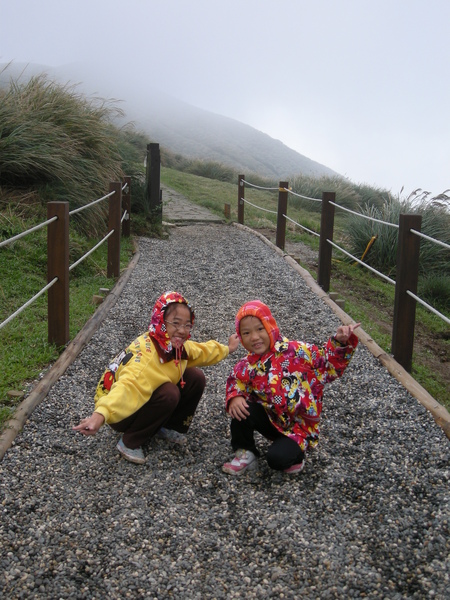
[0,73,125,235]
[344,190,450,309]
[345,190,450,275]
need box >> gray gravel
[1,224,449,599]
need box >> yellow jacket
[94,331,229,424]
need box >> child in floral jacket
[223,300,359,475]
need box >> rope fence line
[0,178,130,346]
[0,277,58,331]
[283,187,322,203]
[68,189,115,216]
[243,176,448,258]
[238,174,449,373]
[329,201,400,229]
[0,216,58,249]
[410,228,450,250]
[0,188,117,250]
[326,239,396,286]
[69,230,115,272]
[241,179,279,191]
[406,290,450,325]
[283,214,320,238]
[241,197,278,215]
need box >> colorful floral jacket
[226,333,358,451]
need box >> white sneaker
[222,449,257,475]
[116,436,146,464]
[156,427,187,446]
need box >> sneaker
[284,460,305,474]
[222,449,257,475]
[156,427,187,446]
[116,436,146,464]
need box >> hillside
[0,61,340,180]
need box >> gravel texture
[1,224,449,599]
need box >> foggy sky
[1,0,449,197]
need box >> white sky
[1,0,449,197]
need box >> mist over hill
[0,62,340,180]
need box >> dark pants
[110,367,206,448]
[230,401,304,471]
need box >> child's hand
[73,412,105,436]
[335,322,361,344]
[228,333,240,353]
[228,396,250,421]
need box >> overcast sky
[1,0,449,197]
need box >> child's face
[164,304,192,348]
[239,316,271,355]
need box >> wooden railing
[0,177,131,347]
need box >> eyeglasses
[165,320,194,332]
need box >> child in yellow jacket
[74,291,239,464]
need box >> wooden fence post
[122,176,131,237]
[391,213,422,372]
[47,201,69,346]
[145,143,162,222]
[317,192,336,292]
[238,174,245,224]
[107,181,122,278]
[276,181,288,250]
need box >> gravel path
[1,224,448,599]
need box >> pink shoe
[222,449,257,475]
[284,460,305,474]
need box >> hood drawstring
[174,345,185,388]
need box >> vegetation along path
[0,217,449,598]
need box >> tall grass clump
[0,72,125,235]
[345,189,450,281]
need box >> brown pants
[110,367,206,448]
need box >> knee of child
[266,441,304,471]
[162,384,181,410]
[186,367,206,391]
[266,451,288,471]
